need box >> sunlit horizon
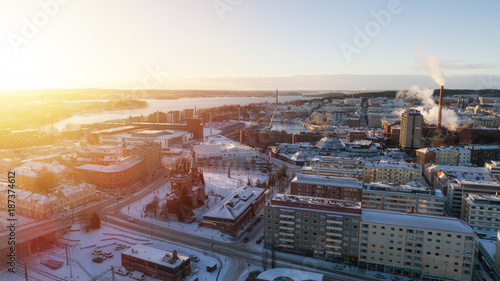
[2,1,500,91]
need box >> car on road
[127,218,135,223]
[256,237,262,244]
[189,255,200,262]
[243,237,249,243]
[114,266,128,276]
[92,257,104,263]
[333,264,344,270]
[391,277,404,281]
[102,252,113,258]
[257,217,263,222]
[375,273,387,279]
[252,221,259,227]
[92,250,102,255]
[247,226,253,232]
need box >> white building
[463,193,500,233]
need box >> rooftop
[75,155,143,172]
[121,245,188,268]
[362,209,475,234]
[204,186,265,221]
[271,193,361,209]
[292,174,363,189]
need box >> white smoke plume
[424,53,446,86]
[396,85,458,131]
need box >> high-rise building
[399,109,423,150]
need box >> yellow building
[363,160,422,185]
[359,210,475,281]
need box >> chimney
[437,85,443,129]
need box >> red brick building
[202,187,266,235]
[290,174,363,202]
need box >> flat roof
[75,155,143,172]
[292,174,363,189]
[362,209,475,234]
[122,244,188,268]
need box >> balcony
[279,214,295,219]
[279,220,294,225]
[279,237,294,243]
[279,225,294,231]
[279,243,294,249]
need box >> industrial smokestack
[437,85,443,129]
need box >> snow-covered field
[12,222,228,281]
[122,170,268,243]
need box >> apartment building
[264,194,362,264]
[485,161,500,180]
[290,174,363,202]
[0,182,97,220]
[416,147,471,166]
[363,160,422,185]
[399,109,423,150]
[446,179,500,218]
[265,194,475,281]
[462,193,500,233]
[301,156,364,180]
[362,182,445,216]
[359,210,475,281]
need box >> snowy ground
[11,222,228,281]
[122,170,268,243]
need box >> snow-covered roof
[256,268,323,281]
[364,160,421,170]
[122,245,188,268]
[15,161,66,177]
[204,186,265,221]
[75,155,143,172]
[315,135,345,150]
[292,174,363,189]
[364,182,443,197]
[362,209,475,234]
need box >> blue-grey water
[53,96,313,130]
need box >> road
[101,173,384,281]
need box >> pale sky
[1,0,499,90]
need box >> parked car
[257,217,263,222]
[92,250,102,255]
[252,221,259,226]
[333,264,343,270]
[92,257,104,263]
[189,255,200,262]
[392,277,404,281]
[243,237,249,243]
[129,270,145,280]
[375,273,387,279]
[114,266,128,276]
[247,226,253,232]
[127,218,135,223]
[102,252,113,258]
